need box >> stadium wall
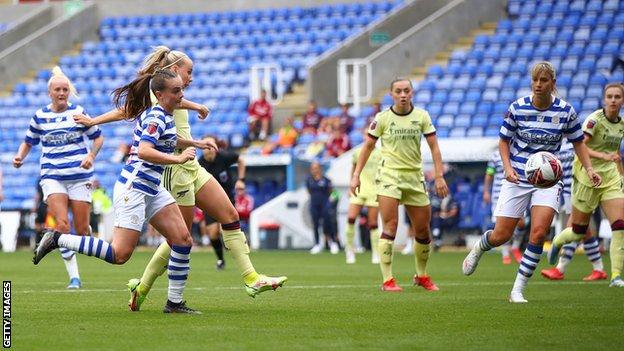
[366,0,506,95]
[0,1,98,91]
[94,0,392,17]
[0,4,53,56]
[307,0,452,107]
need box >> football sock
[210,236,225,261]
[512,243,543,293]
[582,237,603,271]
[345,219,356,252]
[610,229,624,280]
[553,226,586,247]
[556,242,577,273]
[477,231,494,252]
[222,221,258,285]
[138,241,171,296]
[378,233,394,282]
[60,248,79,280]
[167,245,191,304]
[369,226,379,257]
[501,242,510,258]
[57,233,114,263]
[414,238,431,277]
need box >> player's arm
[176,136,217,151]
[572,139,601,186]
[13,142,32,168]
[499,138,519,184]
[350,135,375,195]
[425,133,449,198]
[74,108,127,127]
[138,141,195,165]
[179,98,210,119]
[236,155,246,183]
[483,172,493,203]
[81,134,104,169]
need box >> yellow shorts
[572,178,624,214]
[162,159,213,207]
[376,168,430,207]
[350,191,378,207]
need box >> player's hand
[434,176,449,198]
[504,166,520,184]
[80,153,95,169]
[349,175,361,196]
[177,148,196,164]
[606,152,620,162]
[483,191,491,204]
[13,156,23,168]
[196,138,218,151]
[73,114,94,127]
[196,105,210,120]
[586,168,602,187]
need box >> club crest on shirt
[147,122,158,135]
[552,116,559,124]
[370,121,377,130]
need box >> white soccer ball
[525,151,563,189]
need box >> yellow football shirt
[367,105,436,172]
[573,109,624,188]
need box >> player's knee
[529,225,549,241]
[611,219,624,231]
[384,220,398,234]
[222,207,239,223]
[414,226,431,240]
[113,247,132,264]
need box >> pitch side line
[19,280,604,294]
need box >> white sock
[168,245,191,304]
[62,254,80,280]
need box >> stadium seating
[0,1,402,210]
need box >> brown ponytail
[112,69,178,121]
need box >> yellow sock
[370,227,379,255]
[553,227,584,247]
[222,228,258,285]
[414,241,431,277]
[345,222,355,251]
[138,241,170,295]
[610,230,624,280]
[378,238,394,282]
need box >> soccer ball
[525,151,563,188]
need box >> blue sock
[168,245,191,304]
[58,234,115,263]
[583,237,603,271]
[518,243,543,278]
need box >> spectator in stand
[248,89,273,141]
[335,103,354,133]
[262,116,299,155]
[234,182,255,235]
[326,126,351,158]
[366,101,382,125]
[302,100,323,134]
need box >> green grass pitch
[1,249,622,350]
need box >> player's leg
[601,197,624,286]
[195,177,286,297]
[206,221,225,268]
[377,195,401,291]
[463,181,526,275]
[65,198,91,289]
[45,192,81,287]
[405,204,438,291]
[510,205,555,302]
[368,206,380,264]
[542,209,575,280]
[345,202,362,263]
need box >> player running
[13,67,103,289]
[548,83,624,287]
[462,62,601,303]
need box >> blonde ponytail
[48,66,78,98]
[139,45,188,75]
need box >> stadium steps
[371,22,498,104]
[274,82,309,126]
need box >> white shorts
[494,180,562,218]
[113,182,175,232]
[40,178,92,203]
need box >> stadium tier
[0,1,402,210]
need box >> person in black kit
[306,161,340,254]
[198,135,247,270]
